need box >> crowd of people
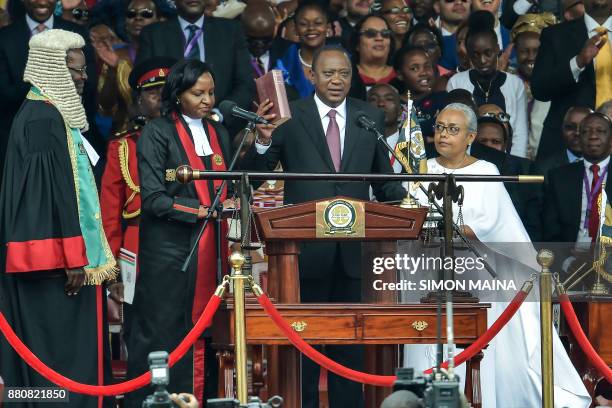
[0,0,611,406]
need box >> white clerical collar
[182,115,213,157]
[313,93,346,121]
[584,13,612,33]
[178,14,205,32]
[26,14,53,32]
[583,155,610,170]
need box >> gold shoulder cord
[118,138,141,219]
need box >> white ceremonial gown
[402,158,591,408]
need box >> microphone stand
[367,124,497,279]
[366,123,486,375]
[180,121,257,284]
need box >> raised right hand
[577,31,607,68]
[254,98,277,145]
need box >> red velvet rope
[559,294,612,384]
[423,289,529,374]
[256,289,529,385]
[0,294,222,396]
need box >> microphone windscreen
[218,100,237,118]
[354,110,374,129]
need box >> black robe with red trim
[124,116,231,407]
[0,99,113,407]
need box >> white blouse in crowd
[446,70,529,159]
[403,158,591,408]
[182,115,213,157]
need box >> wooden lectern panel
[254,196,427,241]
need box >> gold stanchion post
[537,249,554,408]
[229,251,249,404]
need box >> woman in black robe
[125,60,232,407]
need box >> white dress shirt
[178,15,205,62]
[182,115,213,157]
[26,14,53,35]
[259,51,270,73]
[569,14,612,82]
[256,94,348,155]
[577,155,610,243]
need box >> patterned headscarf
[23,29,88,131]
[511,13,557,41]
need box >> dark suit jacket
[543,161,611,242]
[136,16,254,124]
[0,17,98,182]
[531,19,595,160]
[239,96,406,280]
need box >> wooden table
[213,301,490,407]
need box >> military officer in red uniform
[100,57,175,306]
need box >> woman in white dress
[403,103,590,407]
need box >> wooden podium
[213,197,489,407]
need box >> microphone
[218,100,270,125]
[355,110,377,131]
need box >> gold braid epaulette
[118,137,141,219]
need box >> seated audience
[511,12,556,159]
[393,45,447,153]
[379,0,413,50]
[276,0,332,98]
[350,14,397,98]
[433,0,471,70]
[531,0,611,160]
[543,112,612,244]
[403,23,452,87]
[447,11,529,158]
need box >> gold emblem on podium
[316,199,365,238]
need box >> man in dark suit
[532,106,591,182]
[531,106,591,240]
[0,0,97,183]
[240,46,406,408]
[531,0,612,160]
[543,113,611,280]
[543,112,611,243]
[136,0,254,132]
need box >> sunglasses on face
[360,29,393,39]
[481,112,510,122]
[383,6,412,14]
[72,8,89,20]
[126,8,155,19]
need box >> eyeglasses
[434,123,462,135]
[72,8,89,20]
[360,29,393,39]
[382,6,412,14]
[481,112,510,122]
[68,66,87,75]
[126,8,155,19]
